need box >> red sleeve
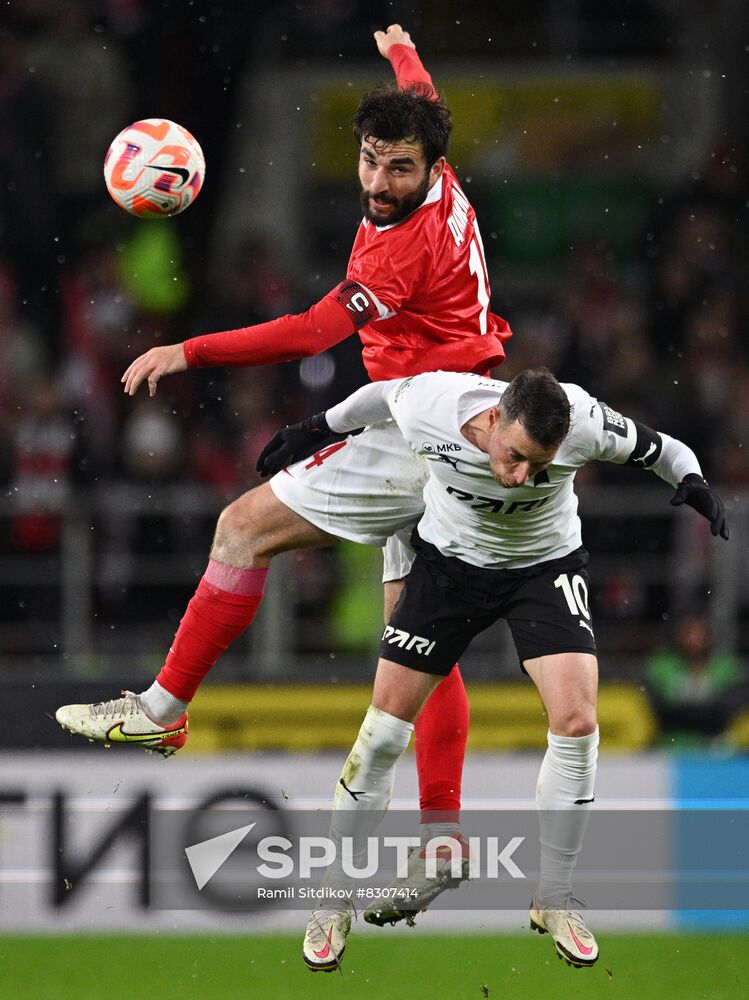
[183,293,357,369]
[388,45,437,98]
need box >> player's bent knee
[212,489,277,564]
[371,659,441,723]
[213,485,335,566]
[215,497,258,543]
[372,697,419,724]
[551,711,598,738]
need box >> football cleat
[55,690,188,757]
[302,905,352,972]
[529,898,599,968]
[364,834,470,927]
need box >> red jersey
[344,161,509,380]
[184,45,511,380]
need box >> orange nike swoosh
[567,922,594,955]
[313,929,333,960]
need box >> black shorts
[380,533,597,676]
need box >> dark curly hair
[500,368,572,449]
[353,82,452,168]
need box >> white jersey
[326,371,701,570]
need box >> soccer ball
[103,118,205,218]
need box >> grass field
[0,933,746,1000]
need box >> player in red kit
[56,24,511,910]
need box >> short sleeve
[386,373,437,442]
[563,386,638,465]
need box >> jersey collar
[365,174,444,233]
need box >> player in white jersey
[256,367,728,972]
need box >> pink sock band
[203,559,268,595]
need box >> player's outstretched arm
[625,426,729,540]
[256,380,398,477]
[121,343,188,396]
[586,400,729,541]
[121,289,366,395]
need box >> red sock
[414,663,468,823]
[156,560,268,701]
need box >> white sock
[535,726,599,907]
[139,680,189,726]
[327,705,413,889]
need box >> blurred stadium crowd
[0,0,747,742]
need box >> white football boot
[364,834,470,927]
[55,690,188,757]
[529,898,599,967]
[302,905,352,972]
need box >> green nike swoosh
[106,722,186,743]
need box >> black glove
[669,473,729,539]
[256,411,348,478]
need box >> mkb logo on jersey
[421,441,461,454]
[382,625,436,656]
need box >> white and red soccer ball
[103,118,205,218]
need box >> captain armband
[331,280,385,330]
[624,421,663,469]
